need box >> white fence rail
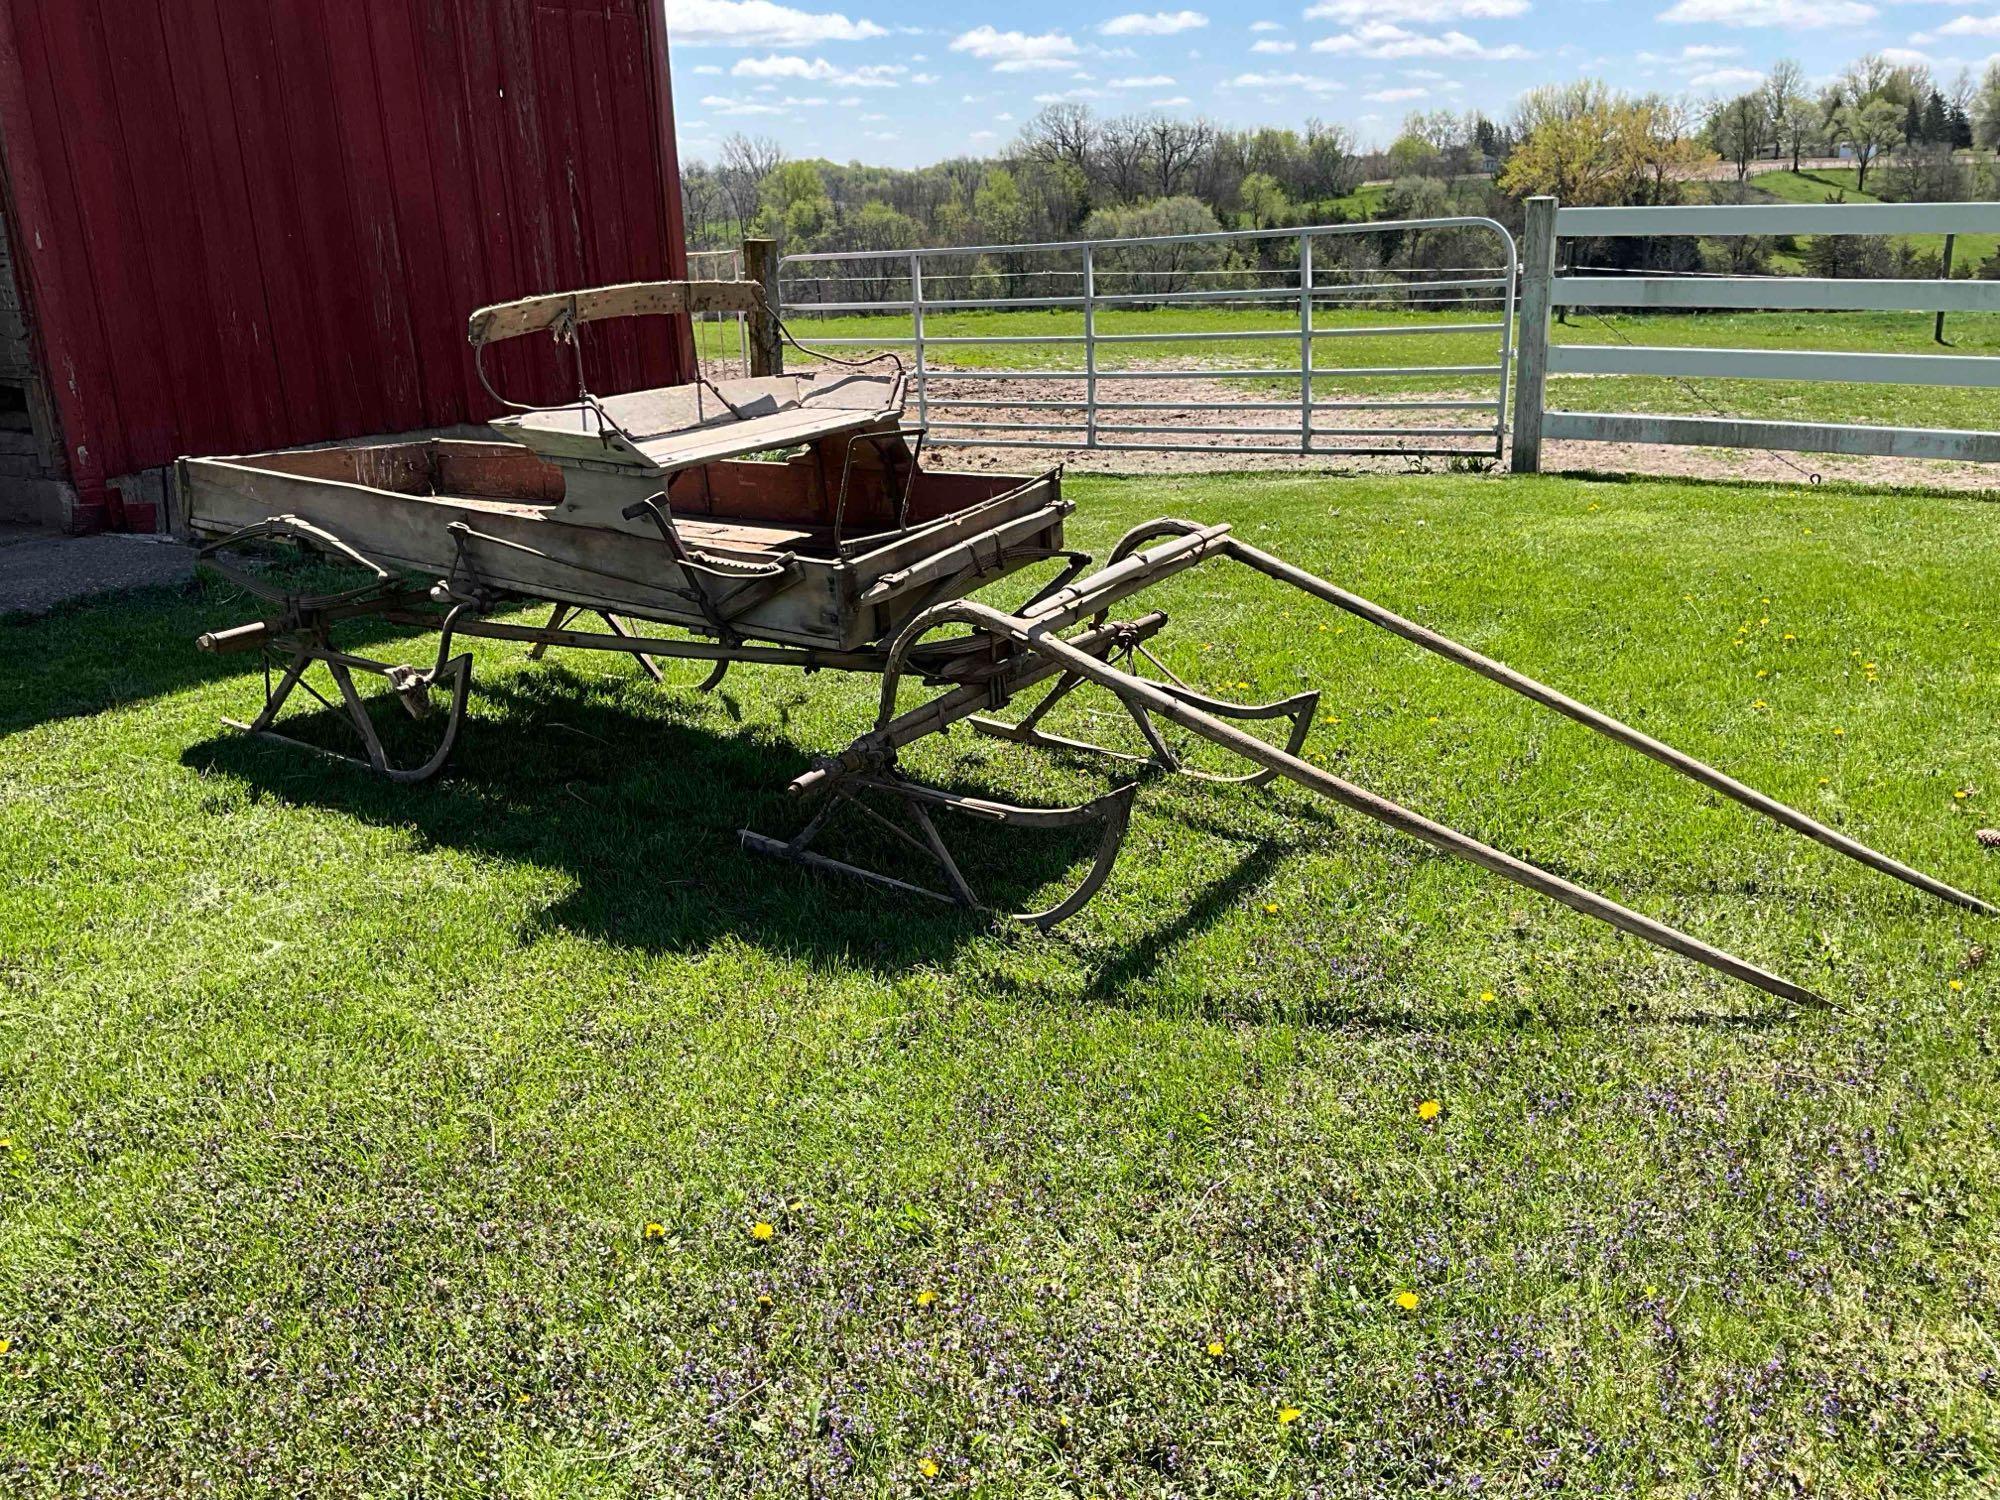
[1512,197,2000,472]
[776,217,1518,461]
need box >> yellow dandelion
[1755,669,1768,679]
[1236,680,1251,689]
[1395,1290,1420,1311]
[1864,661,1876,670]
[1832,727,1845,738]
[1278,1406,1304,1426]
[0,1338,10,1355]
[1427,715,1441,724]
[1207,1340,1225,1357]
[0,1137,11,1150]
[918,1457,941,1478]
[515,1392,532,1406]
[916,1289,938,1308]
[750,1221,775,1241]
[1954,790,1969,800]
[1818,777,1830,786]
[1644,1284,1658,1296]
[642,1221,666,1241]
[1949,979,1964,992]
[1263,901,1280,914]
[1417,1099,1441,1121]
[1759,616,1770,625]
[1782,633,1796,642]
[1683,594,1694,602]
[1479,990,1494,1003]
[1752,699,1768,710]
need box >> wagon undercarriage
[183,280,1991,1007]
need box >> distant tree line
[678,52,2000,290]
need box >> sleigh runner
[183,279,1991,1006]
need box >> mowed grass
[4,469,2000,1495]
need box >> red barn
[0,0,692,533]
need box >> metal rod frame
[775,217,1519,460]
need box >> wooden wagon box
[180,437,1068,652]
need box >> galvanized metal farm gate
[774,218,1518,461]
[1511,197,2000,472]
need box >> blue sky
[664,0,2000,167]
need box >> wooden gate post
[1510,195,1559,475]
[742,237,783,376]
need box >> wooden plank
[1543,411,2000,463]
[411,0,497,424]
[1555,275,2000,314]
[1547,344,2000,388]
[1557,202,2000,238]
[468,281,763,346]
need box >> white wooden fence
[1510,196,2000,473]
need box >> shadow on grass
[1541,464,2000,504]
[0,560,447,740]
[179,661,1289,979]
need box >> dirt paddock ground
[695,355,2000,495]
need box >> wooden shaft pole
[1221,537,1995,918]
[944,604,1823,1006]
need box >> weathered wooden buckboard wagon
[183,280,1991,1005]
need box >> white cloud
[1100,10,1210,35]
[1913,13,2000,39]
[1311,23,1532,58]
[692,63,724,74]
[971,129,999,140]
[1657,0,1876,26]
[1689,64,1766,87]
[1365,85,1429,99]
[950,25,1084,71]
[1032,86,1109,101]
[667,0,887,47]
[1222,69,1344,91]
[699,92,826,114]
[1877,45,1934,64]
[1154,94,1193,104]
[1306,0,1528,18]
[1249,19,1285,30]
[1252,38,1297,51]
[1109,73,1179,86]
[730,54,907,85]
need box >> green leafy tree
[1237,172,1291,229]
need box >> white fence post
[1510,195,1558,475]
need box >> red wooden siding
[0,0,691,528]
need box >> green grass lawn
[1742,167,2000,271]
[4,470,1999,1494]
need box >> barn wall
[0,0,692,530]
